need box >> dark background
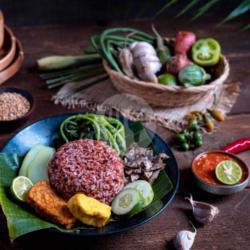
[0,0,240,26]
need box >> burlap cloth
[52,76,239,132]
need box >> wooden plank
[0,18,250,249]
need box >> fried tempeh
[26,181,76,229]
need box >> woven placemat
[53,77,240,132]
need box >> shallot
[166,54,192,75]
[118,47,135,79]
[175,31,196,55]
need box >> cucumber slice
[112,188,144,217]
[124,180,154,208]
[19,145,45,176]
[27,146,55,184]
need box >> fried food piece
[26,181,76,229]
[67,194,111,228]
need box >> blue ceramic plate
[1,113,179,236]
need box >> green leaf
[191,0,220,21]
[175,0,200,18]
[242,23,250,31]
[154,0,178,18]
[221,0,250,24]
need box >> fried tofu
[67,194,111,228]
[26,181,76,229]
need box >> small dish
[192,151,250,195]
[0,25,16,71]
[0,87,35,131]
[0,10,4,49]
[0,39,24,85]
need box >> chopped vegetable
[67,193,111,228]
[26,146,55,184]
[192,38,221,66]
[158,73,177,86]
[111,188,144,217]
[175,31,196,55]
[19,145,45,176]
[11,176,33,202]
[215,160,243,185]
[178,64,211,87]
[124,180,154,208]
[166,55,192,75]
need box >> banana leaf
[0,124,173,240]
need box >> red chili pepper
[222,137,250,154]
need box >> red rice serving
[48,139,125,204]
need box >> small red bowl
[0,87,35,132]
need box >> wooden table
[0,17,250,250]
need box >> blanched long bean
[60,114,126,155]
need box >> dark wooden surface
[0,17,250,250]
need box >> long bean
[59,114,126,155]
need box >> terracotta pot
[0,11,4,49]
[0,26,16,71]
[0,39,24,85]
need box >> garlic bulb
[186,195,219,224]
[129,41,161,83]
[174,226,197,250]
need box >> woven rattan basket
[103,55,230,108]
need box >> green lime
[158,73,177,86]
[11,176,33,202]
[215,160,243,185]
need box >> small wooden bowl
[0,39,24,85]
[0,26,16,71]
[0,10,4,49]
[0,87,35,132]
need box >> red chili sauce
[192,152,248,185]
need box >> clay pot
[0,11,4,49]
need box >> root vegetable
[175,31,196,55]
[166,55,192,75]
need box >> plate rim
[1,113,180,236]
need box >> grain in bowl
[0,92,30,121]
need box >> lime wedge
[11,176,33,202]
[215,160,243,185]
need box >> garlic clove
[174,226,197,250]
[186,195,219,224]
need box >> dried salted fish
[123,143,168,183]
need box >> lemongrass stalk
[47,68,105,89]
[40,63,103,80]
[37,54,101,71]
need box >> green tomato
[192,38,221,66]
[158,73,177,86]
